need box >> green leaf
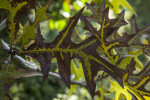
[118,57,132,69]
[63,1,70,13]
[3,0,148,99]
[71,60,84,81]
[109,79,132,100]
[128,50,143,70]
[123,59,150,100]
[21,23,36,49]
[0,0,36,45]
[121,0,136,15]
[68,85,76,96]
[83,3,134,65]
[0,0,26,44]
[22,6,126,97]
[95,86,107,100]
[132,62,150,80]
[25,24,52,81]
[21,1,52,48]
[35,1,53,23]
[68,60,85,95]
[24,8,85,87]
[110,0,136,16]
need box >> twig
[0,13,96,99]
[0,19,90,97]
[1,39,87,87]
[0,19,6,32]
[0,55,11,88]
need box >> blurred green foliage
[128,0,150,67]
[10,77,67,100]
[128,0,150,27]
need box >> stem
[1,39,101,99]
[1,39,87,87]
[0,55,11,88]
[0,19,6,32]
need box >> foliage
[0,0,150,100]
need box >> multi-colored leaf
[0,0,36,45]
[0,0,150,99]
[21,0,52,48]
[123,59,150,100]
[23,8,85,87]
[110,0,136,16]
[83,1,135,65]
[20,2,129,97]
[68,60,85,95]
[108,79,132,100]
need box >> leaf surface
[0,63,41,100]
[1,0,150,99]
[0,0,36,45]
[123,59,150,100]
[83,3,135,64]
[110,0,136,16]
[21,1,52,48]
[22,6,126,97]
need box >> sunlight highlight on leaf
[110,0,137,16]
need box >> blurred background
[0,0,150,100]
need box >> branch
[0,19,6,32]
[1,39,87,87]
[0,19,93,98]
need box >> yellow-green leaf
[21,2,52,49]
[0,0,27,44]
[109,79,132,100]
[71,60,84,81]
[35,2,52,23]
[21,23,36,49]
[111,0,136,16]
[68,85,76,96]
